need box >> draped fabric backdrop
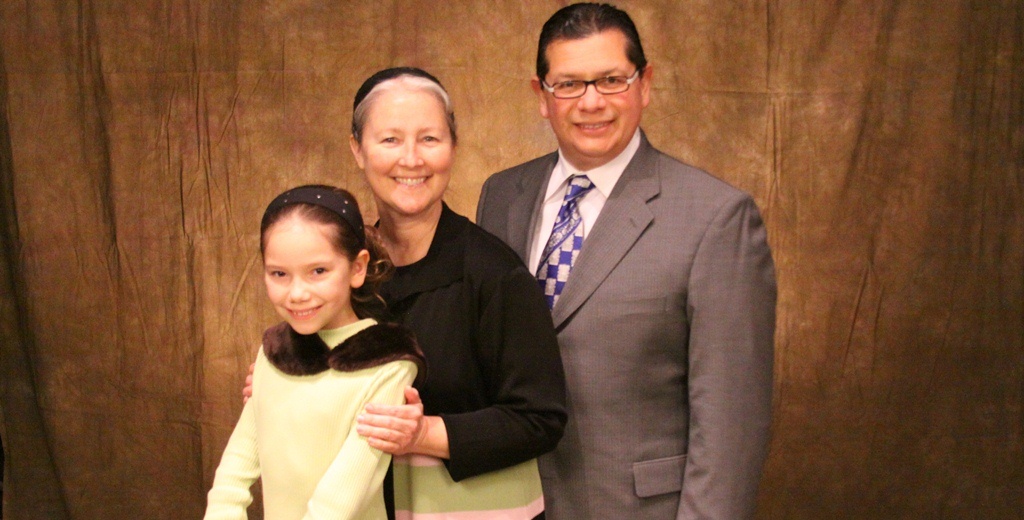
[1,1,1021,518]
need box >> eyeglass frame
[540,68,644,99]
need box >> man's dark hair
[536,3,648,81]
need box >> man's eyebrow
[549,68,625,81]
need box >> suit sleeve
[680,195,776,519]
[204,351,265,520]
[442,265,568,481]
[303,361,417,518]
[475,177,491,224]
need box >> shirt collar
[317,318,377,349]
[548,128,642,200]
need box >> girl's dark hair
[260,184,393,321]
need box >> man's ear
[639,64,653,109]
[531,77,550,119]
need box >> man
[476,3,776,519]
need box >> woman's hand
[357,387,449,459]
[242,363,255,403]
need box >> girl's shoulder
[328,323,425,380]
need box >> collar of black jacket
[379,202,468,305]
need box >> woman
[349,67,566,519]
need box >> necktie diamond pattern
[537,175,595,308]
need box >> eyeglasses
[540,69,642,99]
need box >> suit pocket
[595,294,670,320]
[633,454,686,498]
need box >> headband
[262,186,366,247]
[352,66,447,111]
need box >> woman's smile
[394,176,428,186]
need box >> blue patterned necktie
[536,175,595,309]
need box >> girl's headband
[262,186,366,247]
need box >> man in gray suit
[476,4,776,519]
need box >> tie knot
[565,175,594,201]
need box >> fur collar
[263,322,426,382]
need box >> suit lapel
[552,138,660,327]
[508,153,557,264]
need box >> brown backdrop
[1,1,1021,518]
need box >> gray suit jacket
[476,133,776,519]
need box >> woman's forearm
[411,415,450,459]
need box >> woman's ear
[349,135,366,170]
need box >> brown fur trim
[263,322,426,384]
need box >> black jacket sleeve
[441,264,567,481]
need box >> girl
[205,184,425,520]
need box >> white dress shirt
[528,129,642,274]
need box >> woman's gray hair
[351,73,457,145]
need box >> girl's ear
[349,249,370,289]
